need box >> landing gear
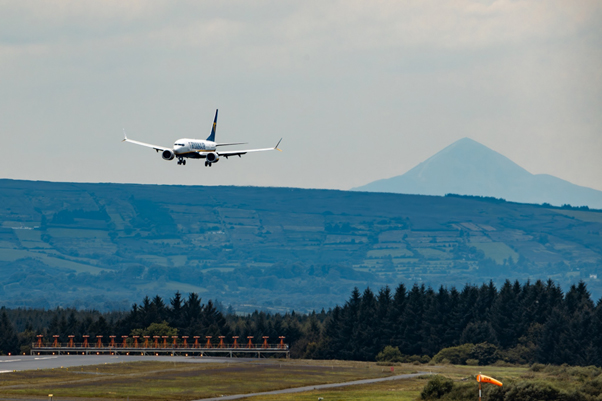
[205,161,212,167]
[177,158,186,165]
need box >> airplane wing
[217,139,282,158]
[122,130,169,152]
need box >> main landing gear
[177,158,186,165]
[204,161,212,167]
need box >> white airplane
[122,109,282,167]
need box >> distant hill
[353,138,602,209]
[0,179,600,312]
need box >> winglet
[206,109,218,142]
[122,128,128,142]
[274,138,282,151]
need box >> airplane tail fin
[206,109,218,142]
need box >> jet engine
[206,152,219,163]
[162,149,175,161]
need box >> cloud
[3,1,599,49]
[0,0,600,192]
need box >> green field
[1,360,597,401]
[470,242,518,264]
[0,360,410,400]
[367,248,413,258]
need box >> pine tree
[490,280,520,348]
[390,283,407,348]
[0,311,19,355]
[400,284,425,355]
[457,284,479,334]
[321,306,342,359]
[66,311,78,337]
[169,291,184,330]
[355,287,377,360]
[592,300,602,366]
[202,300,229,337]
[476,281,497,315]
[459,321,497,345]
[421,286,442,355]
[565,282,594,314]
[338,287,361,360]
[48,313,60,336]
[545,279,564,311]
[183,293,202,335]
[376,286,393,352]
[58,314,68,341]
[150,295,167,323]
[536,307,568,364]
[444,287,461,347]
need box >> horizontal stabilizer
[216,142,247,147]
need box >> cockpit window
[174,143,185,146]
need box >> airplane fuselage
[173,138,217,156]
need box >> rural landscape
[1,178,601,399]
[0,179,600,312]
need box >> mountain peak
[353,138,602,209]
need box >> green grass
[169,255,189,266]
[134,255,171,265]
[0,360,406,401]
[4,359,590,401]
[136,282,208,294]
[470,242,519,263]
[552,209,602,223]
[246,377,427,401]
[0,249,109,275]
[0,240,18,249]
[1,221,39,228]
[47,228,110,239]
[414,248,452,260]
[0,359,584,401]
[13,229,53,249]
[367,249,413,258]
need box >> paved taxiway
[0,355,231,373]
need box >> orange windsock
[476,374,503,387]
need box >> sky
[1,0,601,191]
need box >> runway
[0,354,231,372]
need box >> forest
[1,279,601,367]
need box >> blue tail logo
[206,109,218,142]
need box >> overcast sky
[1,0,601,192]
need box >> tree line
[316,280,602,366]
[1,279,601,366]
